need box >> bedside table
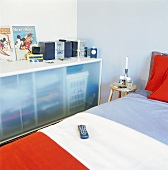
[108,82,136,102]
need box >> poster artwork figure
[0,27,16,61]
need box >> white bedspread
[40,112,168,170]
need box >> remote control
[78,125,89,139]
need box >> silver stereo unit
[55,40,72,59]
[72,40,88,51]
[56,41,65,51]
[56,50,64,59]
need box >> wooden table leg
[118,91,121,98]
[108,89,114,102]
[124,92,128,96]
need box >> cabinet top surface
[0,57,102,77]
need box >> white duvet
[40,112,168,170]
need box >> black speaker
[65,41,72,58]
[72,41,78,51]
[39,42,55,60]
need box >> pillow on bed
[145,55,168,92]
[148,71,168,102]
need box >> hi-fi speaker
[39,42,55,60]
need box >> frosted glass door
[84,62,101,108]
[35,68,64,126]
[0,75,22,141]
[19,73,36,131]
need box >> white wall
[77,0,168,103]
[0,0,77,41]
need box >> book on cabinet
[12,26,38,60]
[0,26,16,61]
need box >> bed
[0,51,168,170]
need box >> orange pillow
[145,55,168,92]
[148,72,168,102]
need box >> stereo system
[37,40,97,60]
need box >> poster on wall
[12,26,38,60]
[0,26,16,62]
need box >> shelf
[0,57,102,77]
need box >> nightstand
[108,82,136,102]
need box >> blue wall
[77,0,168,103]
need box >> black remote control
[78,125,89,139]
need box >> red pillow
[145,55,168,92]
[148,71,168,102]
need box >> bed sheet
[87,90,168,145]
[40,112,168,170]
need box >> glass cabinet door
[19,73,36,131]
[0,75,22,141]
[84,62,101,108]
[35,68,64,126]
[65,61,101,115]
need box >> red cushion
[145,55,168,92]
[148,71,168,102]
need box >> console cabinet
[0,58,102,143]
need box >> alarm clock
[90,47,97,58]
